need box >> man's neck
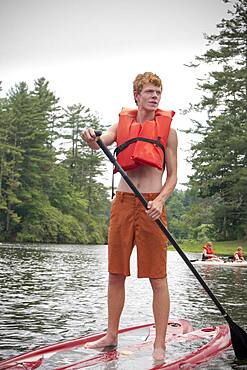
[136,108,155,123]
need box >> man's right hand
[81,124,117,149]
[80,128,101,150]
[80,128,97,144]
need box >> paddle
[94,130,247,361]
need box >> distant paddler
[202,242,222,262]
[233,246,245,262]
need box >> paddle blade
[230,322,247,360]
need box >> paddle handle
[95,132,234,325]
[95,130,102,137]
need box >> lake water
[0,243,247,369]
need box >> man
[202,242,220,261]
[81,72,178,361]
[202,242,215,260]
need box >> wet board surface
[0,320,231,370]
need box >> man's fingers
[146,209,160,220]
[81,128,96,142]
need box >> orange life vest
[114,108,175,173]
[203,245,214,257]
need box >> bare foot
[84,334,117,349]
[152,346,165,361]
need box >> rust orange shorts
[108,192,168,278]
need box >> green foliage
[0,79,110,243]
[185,0,247,241]
[166,189,217,243]
[17,201,89,244]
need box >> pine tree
[0,82,31,238]
[61,104,108,213]
[0,79,110,243]
[186,0,247,240]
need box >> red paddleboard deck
[0,320,231,370]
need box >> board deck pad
[0,320,231,370]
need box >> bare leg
[85,273,126,349]
[150,277,170,361]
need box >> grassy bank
[168,240,247,256]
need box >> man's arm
[81,123,117,149]
[158,128,178,202]
[146,128,178,220]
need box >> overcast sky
[0,0,231,188]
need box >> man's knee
[109,273,126,286]
[150,277,168,291]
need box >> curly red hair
[133,72,163,94]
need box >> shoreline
[168,240,247,256]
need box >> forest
[0,0,246,244]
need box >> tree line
[175,0,247,241]
[0,78,110,243]
[0,0,246,244]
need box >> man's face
[135,83,162,111]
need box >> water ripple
[0,245,247,369]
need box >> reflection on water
[0,244,247,369]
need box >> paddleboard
[0,319,231,370]
[192,259,247,267]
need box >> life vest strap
[114,137,166,157]
[111,137,166,199]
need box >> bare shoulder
[167,128,178,147]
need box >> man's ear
[134,91,139,105]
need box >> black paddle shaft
[95,130,247,360]
[95,136,229,319]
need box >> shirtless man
[81,72,178,361]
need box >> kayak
[0,319,231,370]
[192,259,247,267]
